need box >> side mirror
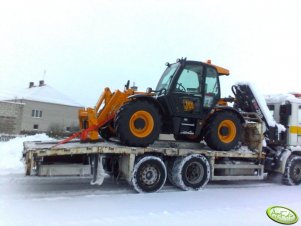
[165,62,170,67]
[146,87,153,93]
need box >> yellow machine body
[78,87,146,141]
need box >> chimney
[39,80,45,87]
[29,82,34,88]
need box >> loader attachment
[54,85,148,147]
[78,87,134,141]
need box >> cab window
[205,67,219,95]
[204,67,219,108]
[174,64,203,93]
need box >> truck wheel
[132,156,167,193]
[169,154,210,190]
[283,155,301,185]
[115,100,161,147]
[204,111,242,151]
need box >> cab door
[169,63,204,118]
[203,66,221,114]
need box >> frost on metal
[266,93,301,105]
[237,82,286,133]
[90,155,105,186]
[131,156,167,193]
[170,154,210,191]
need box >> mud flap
[90,154,105,185]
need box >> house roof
[6,84,83,107]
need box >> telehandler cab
[77,58,244,151]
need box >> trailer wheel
[204,111,242,151]
[169,154,210,190]
[132,156,167,193]
[283,155,301,185]
[115,100,161,147]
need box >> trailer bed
[23,139,261,159]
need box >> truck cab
[266,93,301,146]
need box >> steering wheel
[176,83,186,92]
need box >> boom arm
[232,83,285,146]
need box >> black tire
[115,99,161,147]
[204,111,242,151]
[99,125,114,141]
[166,157,176,186]
[132,156,167,193]
[169,154,210,190]
[283,155,301,185]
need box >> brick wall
[0,101,24,134]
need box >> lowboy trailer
[23,112,300,193]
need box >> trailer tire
[283,155,301,185]
[204,111,242,151]
[115,100,161,147]
[132,156,167,193]
[169,154,210,190]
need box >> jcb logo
[183,99,194,111]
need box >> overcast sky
[0,0,301,106]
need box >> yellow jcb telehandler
[65,58,244,151]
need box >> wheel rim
[218,120,237,143]
[140,164,160,186]
[185,161,204,185]
[129,110,154,138]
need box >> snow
[237,82,286,132]
[1,174,301,226]
[1,85,83,107]
[1,135,301,226]
[266,93,301,104]
[90,155,106,186]
[290,146,301,151]
[238,145,257,153]
[0,134,53,175]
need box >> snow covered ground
[1,135,301,226]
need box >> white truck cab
[266,93,301,147]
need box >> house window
[33,124,39,130]
[31,110,43,118]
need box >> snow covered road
[1,173,300,226]
[0,135,300,226]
